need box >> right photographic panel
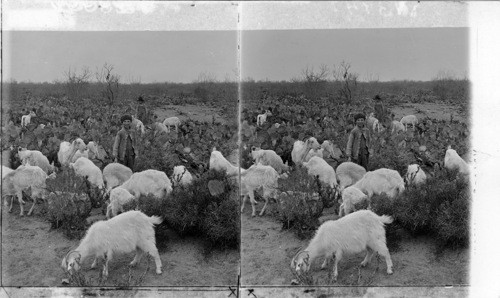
[239,1,470,290]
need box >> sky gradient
[3,28,467,83]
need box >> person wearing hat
[113,114,138,171]
[136,96,148,125]
[346,113,372,170]
[373,94,389,127]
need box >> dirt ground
[153,104,228,124]
[1,204,238,287]
[240,208,468,286]
[389,102,467,123]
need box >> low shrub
[43,168,92,239]
[121,169,239,251]
[271,167,325,239]
[43,191,91,239]
[369,169,470,251]
[370,194,403,252]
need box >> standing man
[136,96,148,125]
[113,114,138,171]
[346,113,372,170]
[373,94,389,127]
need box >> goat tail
[378,214,394,225]
[149,215,163,226]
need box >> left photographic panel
[1,1,240,288]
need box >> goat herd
[1,108,469,283]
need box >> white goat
[2,164,56,216]
[171,165,193,187]
[391,120,406,134]
[404,164,427,186]
[400,115,418,130]
[251,147,289,174]
[366,113,384,133]
[256,110,272,126]
[106,187,136,219]
[338,187,368,217]
[102,163,133,192]
[304,140,340,163]
[444,146,469,175]
[132,116,145,135]
[17,148,54,174]
[21,110,36,127]
[350,168,405,208]
[163,117,181,133]
[210,148,245,177]
[61,210,163,278]
[292,210,393,281]
[335,162,367,192]
[71,141,100,163]
[70,157,105,190]
[302,156,339,190]
[58,138,87,167]
[152,122,170,136]
[240,164,280,217]
[291,137,321,166]
[118,169,173,200]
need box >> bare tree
[299,64,330,100]
[95,63,120,106]
[64,66,91,99]
[332,61,359,102]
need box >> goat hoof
[387,269,393,275]
[156,269,162,275]
[8,210,12,213]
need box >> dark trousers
[119,154,135,171]
[354,152,369,171]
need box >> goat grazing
[444,146,469,175]
[251,147,289,174]
[292,210,393,281]
[210,148,245,177]
[171,165,194,187]
[349,168,405,208]
[335,162,367,192]
[17,148,54,174]
[404,164,427,186]
[61,210,163,278]
[400,115,418,130]
[163,117,181,133]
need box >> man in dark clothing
[136,96,148,125]
[113,115,138,171]
[373,94,389,128]
[346,113,372,170]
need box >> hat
[121,115,132,123]
[137,96,144,102]
[373,95,381,101]
[354,113,366,121]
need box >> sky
[3,31,239,84]
[3,28,467,83]
[242,28,468,82]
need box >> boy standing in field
[113,115,138,171]
[136,96,148,124]
[346,113,372,170]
